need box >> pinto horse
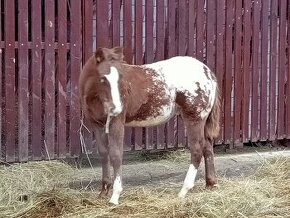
[79,47,220,205]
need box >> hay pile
[1,156,290,218]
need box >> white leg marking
[178,164,198,198]
[105,67,123,115]
[109,176,123,205]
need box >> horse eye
[100,78,105,83]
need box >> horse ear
[112,46,124,61]
[95,48,104,64]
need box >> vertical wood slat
[18,0,29,162]
[145,0,154,149]
[287,1,290,138]
[70,0,82,156]
[123,1,133,150]
[187,0,195,57]
[268,0,278,140]
[206,0,216,71]
[177,0,186,147]
[112,0,121,47]
[44,0,55,159]
[224,0,234,144]
[260,0,270,140]
[57,0,68,158]
[81,0,94,154]
[5,0,16,162]
[123,1,133,63]
[206,0,216,145]
[242,0,252,142]
[0,0,2,162]
[215,0,225,144]
[82,0,93,61]
[156,0,165,149]
[233,0,243,144]
[166,0,177,148]
[196,0,205,61]
[96,1,109,47]
[31,0,42,160]
[251,0,261,141]
[133,0,143,150]
[277,0,287,139]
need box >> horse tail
[204,84,221,141]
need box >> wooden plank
[233,0,243,144]
[277,0,287,139]
[31,0,42,160]
[70,0,82,156]
[132,0,144,151]
[166,0,177,148]
[176,0,186,147]
[0,0,2,162]
[215,0,225,144]
[123,0,133,63]
[251,0,261,141]
[57,0,68,158]
[187,0,195,57]
[178,0,186,56]
[96,1,109,47]
[224,0,234,144]
[82,0,93,61]
[44,0,55,159]
[242,0,252,142]
[268,0,278,140]
[260,0,270,140]
[145,0,155,149]
[206,0,217,145]
[81,0,94,154]
[206,0,216,71]
[112,0,121,47]
[287,1,290,138]
[18,0,29,162]
[5,0,16,162]
[196,0,205,61]
[156,0,166,149]
[123,0,133,150]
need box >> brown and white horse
[79,47,220,205]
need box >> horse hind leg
[203,138,216,188]
[178,119,205,198]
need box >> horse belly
[125,103,176,127]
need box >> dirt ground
[73,146,290,189]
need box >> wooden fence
[0,0,290,163]
[0,0,82,163]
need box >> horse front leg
[95,126,111,197]
[107,118,125,205]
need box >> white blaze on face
[178,164,198,198]
[109,176,123,205]
[105,66,123,115]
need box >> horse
[78,46,221,205]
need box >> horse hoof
[109,198,119,205]
[205,184,216,190]
[99,192,107,198]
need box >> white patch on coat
[178,164,198,198]
[144,56,216,120]
[109,176,123,205]
[105,67,123,115]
